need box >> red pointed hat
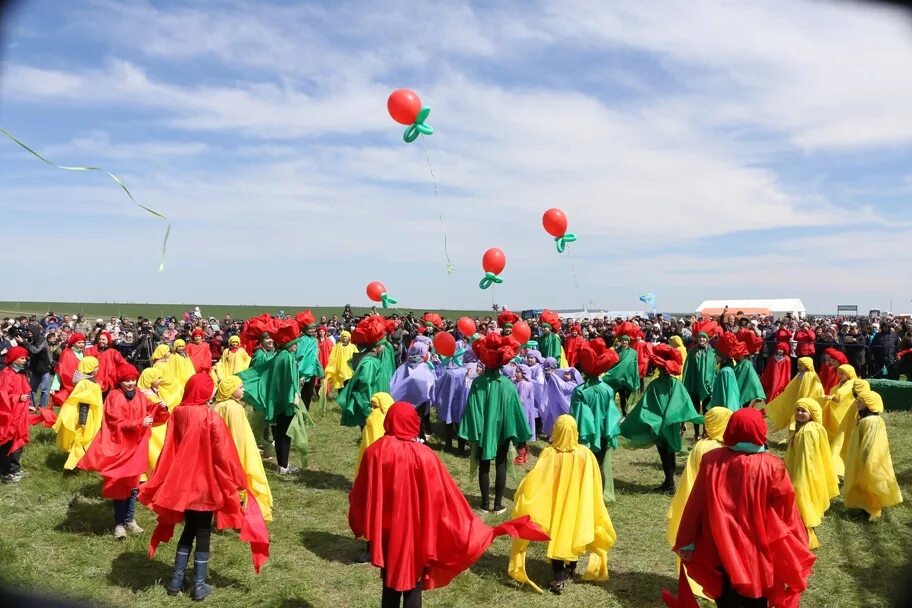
[352,316,388,348]
[649,343,683,375]
[614,321,644,340]
[577,338,620,377]
[295,310,316,328]
[274,319,301,347]
[472,333,519,369]
[422,313,445,329]
[716,332,749,360]
[540,310,561,331]
[497,309,519,327]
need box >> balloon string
[0,127,171,272]
[418,137,455,275]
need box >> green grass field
[1,406,910,608]
[0,302,494,322]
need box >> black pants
[619,389,631,416]
[380,570,422,608]
[716,576,768,608]
[0,441,22,476]
[273,413,294,468]
[300,378,316,411]
[593,446,608,487]
[415,403,431,439]
[689,393,711,436]
[656,442,676,485]
[551,559,578,582]
[478,442,509,508]
[177,510,214,552]
[444,424,465,453]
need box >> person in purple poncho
[433,345,469,455]
[540,357,583,438]
[524,349,546,435]
[390,339,436,441]
[513,364,537,464]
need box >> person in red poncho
[79,363,170,538]
[666,408,815,608]
[52,332,87,407]
[349,402,548,608]
[139,373,270,601]
[564,324,585,368]
[760,343,792,404]
[0,347,32,483]
[185,328,214,373]
[84,331,128,393]
[818,348,848,395]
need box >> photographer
[129,319,158,371]
[21,325,53,409]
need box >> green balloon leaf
[478,272,504,290]
[380,292,398,308]
[555,232,578,253]
[402,105,434,143]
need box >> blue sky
[2,0,911,313]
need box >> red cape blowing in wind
[348,402,548,592]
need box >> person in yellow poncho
[669,335,688,381]
[52,356,103,470]
[152,344,187,408]
[838,378,869,467]
[325,331,357,395]
[842,390,903,521]
[508,415,616,595]
[765,356,824,432]
[169,339,196,386]
[785,398,839,549]
[821,364,857,477]
[214,376,273,521]
[666,406,732,598]
[355,392,395,476]
[140,367,170,474]
[211,335,251,384]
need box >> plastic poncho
[295,334,325,382]
[602,346,640,394]
[822,364,857,477]
[508,415,616,593]
[669,336,688,381]
[541,366,582,436]
[710,365,741,412]
[338,353,388,428]
[151,345,185,408]
[238,348,299,423]
[212,344,251,383]
[785,398,839,549]
[620,373,701,453]
[52,357,103,470]
[325,336,357,390]
[538,330,562,361]
[250,347,276,368]
[569,378,620,455]
[458,369,532,461]
[168,343,196,387]
[681,345,716,402]
[842,391,903,520]
[733,358,765,405]
[139,367,171,473]
[765,357,824,432]
[355,392,394,475]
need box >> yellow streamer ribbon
[1,127,171,272]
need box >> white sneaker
[114,525,127,540]
[125,520,144,534]
[277,465,299,475]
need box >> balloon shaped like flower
[387,89,434,143]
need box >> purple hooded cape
[540,358,582,435]
[514,364,538,441]
[389,341,436,407]
[433,351,469,425]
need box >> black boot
[167,547,191,595]
[192,551,213,601]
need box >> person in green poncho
[569,338,621,501]
[538,310,563,361]
[237,319,306,475]
[681,331,716,438]
[710,333,743,412]
[732,342,766,407]
[459,333,531,514]
[338,316,391,429]
[250,333,276,367]
[620,344,702,493]
[601,336,640,415]
[293,310,324,410]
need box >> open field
[1,404,910,608]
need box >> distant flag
[639,292,657,310]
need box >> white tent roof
[695,299,806,314]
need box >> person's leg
[273,414,293,470]
[381,584,402,608]
[401,579,423,608]
[169,512,200,595]
[550,559,568,594]
[300,378,316,411]
[124,487,143,533]
[444,423,454,453]
[190,510,215,600]
[619,389,629,416]
[38,372,52,408]
[478,459,491,510]
[656,443,676,492]
[493,442,509,511]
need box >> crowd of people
[0,303,907,607]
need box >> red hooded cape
[85,337,128,393]
[0,366,31,452]
[818,348,848,394]
[670,409,815,608]
[52,347,82,406]
[349,402,548,592]
[138,373,270,573]
[185,340,213,373]
[760,343,792,403]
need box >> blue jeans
[30,372,52,408]
[113,488,139,525]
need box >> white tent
[695,299,806,319]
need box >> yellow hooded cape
[669,336,688,381]
[325,333,357,390]
[52,357,103,470]
[152,344,188,409]
[785,398,839,549]
[508,415,616,593]
[842,391,902,520]
[169,340,196,386]
[355,392,395,475]
[214,375,273,521]
[765,357,824,432]
[139,366,172,474]
[822,364,857,477]
[667,406,731,598]
[838,379,870,465]
[212,338,251,383]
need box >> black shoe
[655,481,675,495]
[548,580,565,595]
[492,504,507,515]
[478,502,491,513]
[354,550,371,564]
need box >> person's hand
[678,548,693,562]
[19,394,30,402]
[143,415,154,427]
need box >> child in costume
[821,364,857,476]
[818,348,849,395]
[324,330,357,397]
[710,333,743,412]
[294,310,324,409]
[540,358,581,438]
[785,398,838,549]
[621,344,701,493]
[731,336,765,407]
[508,414,616,595]
[0,347,32,483]
[211,335,251,383]
[338,316,391,429]
[766,356,824,433]
[51,333,86,407]
[139,373,270,601]
[602,334,640,416]
[349,402,547,607]
[841,390,903,521]
[760,342,792,403]
[390,339,436,441]
[52,356,103,470]
[514,364,538,459]
[681,332,716,437]
[433,346,469,455]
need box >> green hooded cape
[733,358,766,404]
[295,334,325,381]
[681,345,716,401]
[538,331,562,361]
[238,348,299,422]
[250,348,276,367]
[569,377,621,454]
[602,346,641,393]
[378,338,396,386]
[620,373,701,453]
[458,370,531,461]
[337,353,387,428]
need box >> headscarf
[173,339,187,349]
[703,406,733,442]
[116,363,140,383]
[856,390,884,414]
[370,391,394,412]
[3,346,28,365]
[383,401,421,441]
[66,332,87,348]
[525,349,543,364]
[516,364,531,379]
[852,379,871,397]
[228,335,241,346]
[837,364,857,382]
[407,341,429,363]
[797,357,815,373]
[191,328,205,338]
[97,331,114,346]
[795,397,823,423]
[340,330,351,340]
[550,414,579,452]
[152,344,171,361]
[723,407,767,447]
[138,367,163,390]
[669,335,684,349]
[216,375,243,402]
[542,357,558,371]
[76,356,99,375]
[179,373,215,407]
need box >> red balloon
[512,320,531,345]
[457,316,476,338]
[481,248,506,275]
[387,89,422,126]
[433,332,456,358]
[542,208,568,238]
[366,281,386,302]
